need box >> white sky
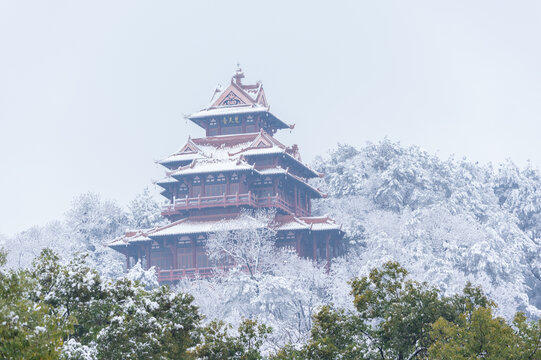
[1,1,540,236]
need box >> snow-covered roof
[188,105,269,119]
[109,231,152,247]
[242,82,263,102]
[275,216,342,232]
[155,177,178,186]
[159,131,319,181]
[258,168,288,175]
[151,217,267,238]
[109,215,343,247]
[159,153,201,166]
[170,159,254,177]
[159,133,259,166]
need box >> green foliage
[193,319,271,360]
[0,249,72,359]
[5,249,541,360]
[272,306,366,360]
[1,248,203,360]
[348,261,453,358]
[274,261,522,360]
[429,309,541,359]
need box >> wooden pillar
[294,184,298,215]
[146,245,151,269]
[295,232,302,257]
[169,241,178,270]
[325,233,331,270]
[126,254,130,270]
[312,233,317,261]
[192,236,197,269]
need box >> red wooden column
[325,233,331,270]
[294,184,298,215]
[169,241,178,270]
[312,233,317,261]
[145,245,151,269]
[295,232,302,257]
[192,236,197,270]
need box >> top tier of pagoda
[154,66,325,222]
[187,65,293,136]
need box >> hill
[312,139,541,319]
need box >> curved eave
[158,159,195,169]
[245,152,319,178]
[285,175,323,198]
[256,170,323,198]
[282,153,319,178]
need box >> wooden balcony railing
[157,266,231,282]
[161,192,309,216]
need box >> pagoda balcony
[156,266,228,282]
[157,265,260,282]
[161,192,309,217]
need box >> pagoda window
[217,173,226,183]
[230,173,239,182]
[179,182,188,195]
[263,176,272,185]
[196,235,209,268]
[150,241,172,270]
[209,118,217,128]
[193,176,201,184]
[206,183,226,196]
[206,175,215,184]
[253,178,262,186]
[246,115,254,124]
[176,236,193,269]
[286,231,295,240]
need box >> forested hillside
[3,139,541,356]
[313,139,541,319]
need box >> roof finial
[233,62,245,85]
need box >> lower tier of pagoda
[110,215,344,283]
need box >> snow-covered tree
[205,209,278,279]
[127,187,167,230]
[179,210,331,350]
[28,249,201,360]
[313,139,541,319]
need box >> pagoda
[110,66,344,282]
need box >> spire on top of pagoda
[204,64,267,109]
[232,63,245,85]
